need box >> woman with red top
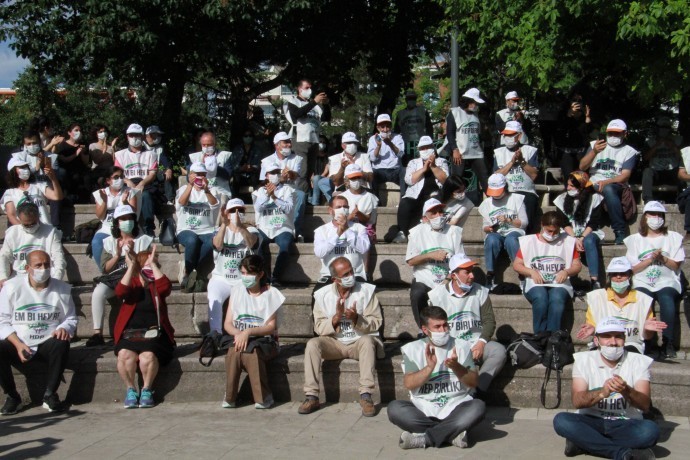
[114,246,175,409]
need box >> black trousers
[397,197,425,235]
[410,281,432,328]
[0,337,70,397]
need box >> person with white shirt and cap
[175,162,221,293]
[368,114,406,197]
[406,198,465,331]
[624,201,684,359]
[252,159,296,287]
[553,317,659,460]
[187,131,233,198]
[0,250,77,415]
[392,136,449,244]
[494,91,531,146]
[208,198,260,334]
[2,157,63,227]
[445,88,487,192]
[576,257,664,355]
[328,131,373,193]
[145,125,175,204]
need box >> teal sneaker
[124,387,139,409]
[139,387,154,408]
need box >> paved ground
[0,401,687,459]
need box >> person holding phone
[368,114,406,198]
[552,94,592,177]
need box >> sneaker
[255,394,274,409]
[452,430,468,448]
[359,394,376,417]
[662,339,677,359]
[485,274,497,291]
[178,260,186,285]
[182,270,197,293]
[222,400,236,408]
[297,396,320,414]
[627,448,656,460]
[139,387,154,408]
[1,395,22,416]
[614,231,626,245]
[392,231,407,244]
[85,333,104,347]
[398,431,426,449]
[564,439,584,457]
[42,393,66,412]
[124,387,139,408]
[193,278,208,293]
[297,235,305,243]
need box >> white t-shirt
[313,282,379,345]
[585,289,653,353]
[401,338,475,418]
[11,150,58,179]
[328,152,373,182]
[211,226,260,283]
[403,157,450,200]
[92,186,140,236]
[518,233,577,297]
[428,282,488,345]
[230,285,285,340]
[252,185,296,239]
[493,145,538,195]
[1,183,51,225]
[406,223,464,289]
[553,192,605,240]
[444,197,474,229]
[174,187,221,235]
[102,235,154,272]
[624,232,685,293]
[0,223,65,280]
[259,152,304,181]
[450,107,483,159]
[587,143,638,183]
[367,134,406,170]
[478,194,527,237]
[114,148,157,180]
[189,150,233,193]
[340,190,379,225]
[313,221,370,279]
[573,350,652,420]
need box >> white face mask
[30,268,50,284]
[97,131,107,140]
[378,131,390,139]
[71,130,81,141]
[318,142,326,151]
[202,146,215,155]
[128,137,142,148]
[149,137,161,145]
[541,231,559,242]
[280,147,291,156]
[507,101,519,111]
[345,144,358,155]
[503,136,518,149]
[429,215,446,230]
[606,136,623,147]
[646,216,664,230]
[333,207,349,219]
[453,191,465,201]
[349,179,361,191]
[23,222,40,234]
[25,144,41,155]
[600,345,624,361]
[111,178,124,190]
[419,149,433,161]
[429,330,450,347]
[230,212,245,225]
[119,220,135,234]
[567,189,579,197]
[339,275,355,288]
[267,174,281,185]
[17,168,31,180]
[454,275,472,292]
[300,88,312,99]
[611,279,630,294]
[242,274,257,288]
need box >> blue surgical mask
[119,220,135,234]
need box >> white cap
[113,205,136,220]
[264,160,282,173]
[449,253,478,271]
[341,131,359,143]
[505,91,520,100]
[606,256,632,273]
[417,136,434,149]
[376,114,392,124]
[126,123,143,134]
[606,119,627,132]
[189,162,207,173]
[146,125,164,135]
[643,200,666,214]
[462,87,485,104]
[595,317,626,334]
[344,163,363,178]
[422,198,445,215]
[273,131,291,144]
[501,120,523,134]
[487,173,507,197]
[7,158,29,171]
[225,198,246,210]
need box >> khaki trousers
[303,335,377,397]
[225,347,277,404]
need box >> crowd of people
[0,82,686,459]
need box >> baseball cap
[126,123,143,134]
[273,132,291,144]
[264,160,282,173]
[146,125,164,135]
[606,119,627,132]
[376,114,392,124]
[345,163,363,178]
[643,200,666,214]
[226,198,246,210]
[341,132,359,143]
[448,253,478,272]
[505,91,520,100]
[501,120,523,135]
[417,136,434,149]
[189,162,207,174]
[487,173,507,197]
[595,317,626,334]
[606,256,632,273]
[462,88,485,104]
[422,198,445,215]
[113,205,136,220]
[7,158,29,171]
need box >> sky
[0,41,29,88]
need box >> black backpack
[540,330,575,409]
[506,331,550,369]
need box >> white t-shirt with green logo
[428,283,487,345]
[588,143,638,184]
[230,285,284,340]
[624,232,684,293]
[553,192,605,240]
[450,107,483,159]
[478,193,526,238]
[313,282,379,345]
[92,186,141,236]
[518,233,577,297]
[493,145,538,195]
[1,183,50,225]
[211,227,260,283]
[175,187,221,235]
[114,148,157,180]
[406,223,464,289]
[252,185,296,239]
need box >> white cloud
[0,43,29,88]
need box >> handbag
[198,331,233,367]
[506,331,550,369]
[540,330,575,409]
[93,256,127,289]
[159,217,179,249]
[620,185,637,222]
[122,280,163,342]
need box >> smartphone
[598,132,606,141]
[22,349,32,360]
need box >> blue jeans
[484,232,520,273]
[525,286,570,333]
[582,233,602,279]
[372,167,406,197]
[259,230,294,281]
[294,189,306,237]
[553,413,659,460]
[177,230,215,276]
[311,175,333,205]
[636,286,679,342]
[91,232,109,271]
[601,183,626,234]
[140,188,156,236]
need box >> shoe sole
[42,402,64,412]
[298,405,319,414]
[222,402,236,409]
[124,404,138,409]
[139,402,154,408]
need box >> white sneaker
[222,400,236,408]
[255,394,274,409]
[392,231,408,244]
[178,260,186,285]
[452,430,468,448]
[399,431,426,449]
[297,235,305,243]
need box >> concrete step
[11,342,690,416]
